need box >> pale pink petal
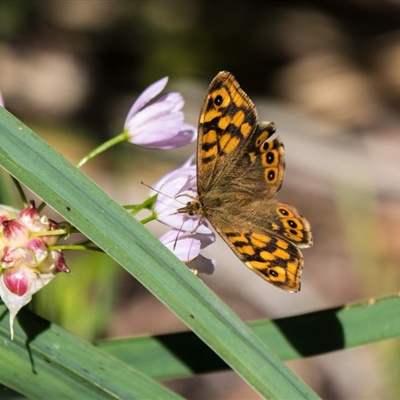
[155,92,184,111]
[160,230,201,262]
[159,213,212,235]
[142,124,196,149]
[152,160,196,195]
[160,230,215,270]
[125,101,180,134]
[125,77,168,123]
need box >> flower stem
[125,194,157,216]
[37,201,46,212]
[32,229,68,238]
[76,131,129,168]
[140,213,157,224]
[10,176,28,206]
[50,244,104,252]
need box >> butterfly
[179,71,312,292]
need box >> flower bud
[3,266,29,296]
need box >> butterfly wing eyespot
[277,207,290,217]
[214,94,224,106]
[269,269,279,278]
[274,204,313,248]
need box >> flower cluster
[0,202,69,338]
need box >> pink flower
[0,202,69,339]
[152,157,216,274]
[124,77,197,149]
[153,157,211,234]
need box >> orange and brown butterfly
[179,71,312,292]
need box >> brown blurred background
[1,1,400,399]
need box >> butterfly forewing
[197,71,258,194]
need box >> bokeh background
[1,1,400,399]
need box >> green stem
[125,194,157,216]
[76,131,129,168]
[10,176,28,206]
[140,213,157,225]
[37,201,46,212]
[50,244,104,252]
[31,229,68,238]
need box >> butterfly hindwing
[218,226,303,292]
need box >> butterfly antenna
[140,181,159,193]
[140,181,187,206]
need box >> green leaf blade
[98,294,400,379]
[0,306,181,400]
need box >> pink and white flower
[0,202,69,339]
[124,77,197,149]
[152,157,216,273]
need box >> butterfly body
[180,71,312,292]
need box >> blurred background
[1,1,400,398]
